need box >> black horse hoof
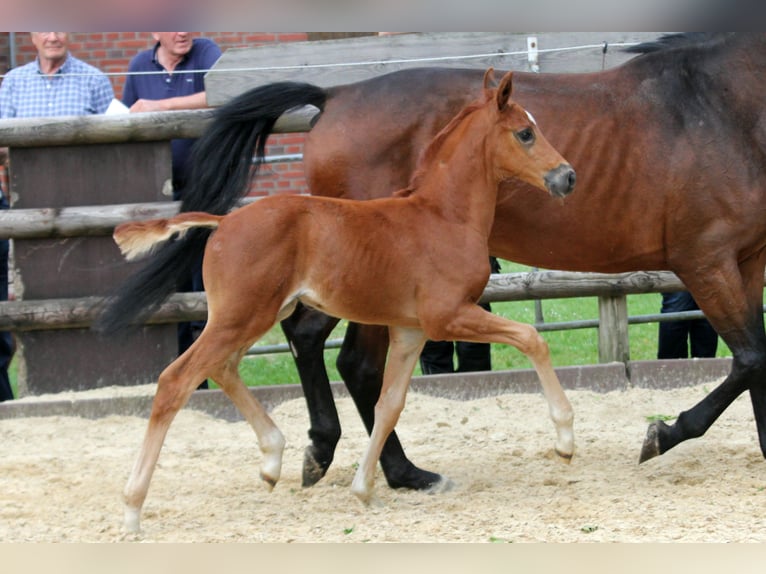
[302,445,332,487]
[385,465,447,491]
[639,420,668,463]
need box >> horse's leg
[123,324,284,533]
[428,303,575,460]
[213,348,286,490]
[280,303,342,486]
[337,323,447,491]
[640,253,766,462]
[123,351,203,532]
[351,326,426,505]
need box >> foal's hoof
[302,445,331,487]
[639,421,667,463]
[124,507,141,533]
[260,472,278,491]
[555,449,574,464]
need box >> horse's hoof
[555,449,574,464]
[639,421,666,463]
[426,475,455,494]
[124,506,141,533]
[260,472,278,491]
[302,445,331,487]
[385,466,445,491]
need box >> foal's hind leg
[351,326,427,505]
[123,326,285,533]
[123,350,208,532]
[213,347,286,489]
[428,303,574,461]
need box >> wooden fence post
[598,294,630,364]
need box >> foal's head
[485,69,576,198]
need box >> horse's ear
[496,71,513,110]
[483,67,496,91]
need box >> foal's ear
[496,71,514,110]
[483,67,496,91]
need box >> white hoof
[124,506,141,533]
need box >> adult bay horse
[108,71,576,531]
[99,33,766,493]
[284,32,766,489]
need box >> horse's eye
[515,128,535,145]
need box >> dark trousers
[177,248,209,389]
[0,190,13,401]
[174,183,208,389]
[658,291,718,359]
[0,242,13,402]
[420,302,493,375]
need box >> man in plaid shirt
[0,33,113,401]
[0,32,113,118]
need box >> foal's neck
[410,111,500,237]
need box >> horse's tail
[94,81,328,334]
[181,81,328,215]
[114,213,224,261]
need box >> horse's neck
[413,118,499,238]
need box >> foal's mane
[393,91,492,198]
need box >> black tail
[94,81,328,334]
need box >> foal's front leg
[351,326,426,505]
[436,303,575,461]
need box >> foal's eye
[515,128,535,145]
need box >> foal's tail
[114,213,223,262]
[95,81,328,333]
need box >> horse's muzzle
[544,164,576,198]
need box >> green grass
[7,259,734,394]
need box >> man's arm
[128,91,209,113]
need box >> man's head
[30,32,70,63]
[152,33,193,58]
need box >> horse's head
[485,69,576,198]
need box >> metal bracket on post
[527,36,540,73]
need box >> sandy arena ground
[1,382,765,542]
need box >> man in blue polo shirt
[123,33,221,200]
[0,32,114,118]
[123,33,222,386]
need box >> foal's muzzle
[544,164,576,198]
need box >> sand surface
[2,382,765,542]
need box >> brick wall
[0,32,316,197]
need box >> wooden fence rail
[0,107,313,148]
[0,270,688,331]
